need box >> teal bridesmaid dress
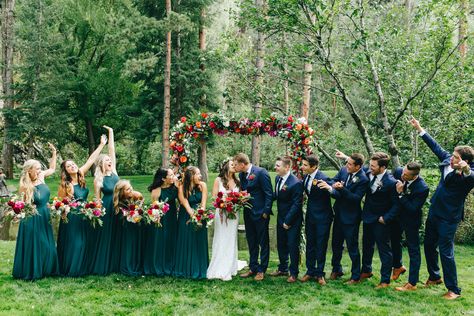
[12,183,59,280]
[57,184,89,277]
[172,189,209,279]
[143,186,178,276]
[119,201,143,276]
[87,173,119,275]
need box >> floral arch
[169,112,315,175]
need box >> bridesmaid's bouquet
[81,200,106,228]
[1,195,38,225]
[212,191,252,220]
[121,201,144,224]
[143,200,170,227]
[188,206,214,229]
[50,197,81,223]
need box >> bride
[207,158,247,280]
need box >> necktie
[369,175,377,193]
[276,177,283,196]
[346,173,353,186]
[403,181,409,194]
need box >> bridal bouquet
[81,200,106,228]
[188,206,214,229]
[121,200,144,224]
[1,195,38,225]
[50,197,81,223]
[143,200,170,227]
[212,191,252,220]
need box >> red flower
[287,133,292,139]
[217,192,224,198]
[7,201,15,207]
[181,117,187,123]
[209,122,216,129]
[288,115,293,122]
[148,209,153,215]
[55,202,62,209]
[186,125,194,132]
[129,204,136,211]
[201,113,208,119]
[198,209,204,215]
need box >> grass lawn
[0,241,473,315]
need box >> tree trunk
[85,118,96,155]
[282,33,289,114]
[198,7,208,180]
[197,140,208,182]
[251,0,266,166]
[1,0,16,179]
[175,0,182,114]
[162,0,172,168]
[458,0,468,58]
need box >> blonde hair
[19,159,41,203]
[113,180,131,214]
[94,154,110,189]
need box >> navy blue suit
[303,170,333,278]
[240,165,273,273]
[361,171,399,284]
[392,167,429,285]
[330,167,369,281]
[421,132,474,294]
[274,174,303,277]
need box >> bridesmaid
[113,180,144,276]
[56,134,107,277]
[87,125,119,275]
[173,166,209,279]
[13,143,59,280]
[143,168,179,276]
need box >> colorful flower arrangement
[50,197,81,223]
[121,201,144,224]
[188,206,214,229]
[1,195,38,224]
[143,200,170,227]
[81,200,106,228]
[169,112,315,175]
[212,191,252,220]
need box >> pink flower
[163,203,170,213]
[208,213,215,219]
[93,209,101,217]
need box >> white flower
[352,176,359,183]
[297,117,307,124]
[223,121,230,127]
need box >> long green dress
[57,184,89,277]
[143,186,178,276]
[87,173,119,275]
[119,200,143,276]
[172,189,208,279]
[12,183,59,280]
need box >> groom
[234,153,273,281]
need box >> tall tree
[162,0,172,167]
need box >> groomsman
[391,162,429,291]
[361,152,399,289]
[270,156,304,283]
[410,118,474,299]
[300,155,333,285]
[318,153,369,284]
[233,153,273,281]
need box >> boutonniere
[281,184,288,191]
[376,181,384,191]
[248,174,256,181]
[352,176,359,184]
[312,179,318,186]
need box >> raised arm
[80,134,107,175]
[103,126,117,174]
[43,143,57,178]
[410,118,450,162]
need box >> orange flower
[180,156,188,163]
[196,121,202,128]
[201,113,208,119]
[303,138,310,145]
[295,124,302,131]
[170,141,176,147]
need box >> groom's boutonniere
[248,174,256,181]
[282,184,288,191]
[352,176,359,184]
[312,179,318,186]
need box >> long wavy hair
[94,154,110,189]
[19,160,41,203]
[148,168,169,192]
[113,180,131,214]
[182,166,200,199]
[218,159,240,190]
[59,160,86,198]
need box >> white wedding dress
[207,178,247,280]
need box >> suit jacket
[330,167,369,225]
[239,165,274,220]
[392,167,429,227]
[362,171,399,224]
[421,132,474,223]
[304,170,333,224]
[274,174,303,226]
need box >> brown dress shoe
[317,277,327,286]
[240,270,255,278]
[360,272,373,280]
[425,278,443,286]
[254,272,265,281]
[287,275,297,283]
[375,282,390,289]
[269,270,289,277]
[395,283,417,291]
[391,266,407,280]
[346,279,361,285]
[300,274,314,282]
[443,291,461,300]
[330,272,344,280]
